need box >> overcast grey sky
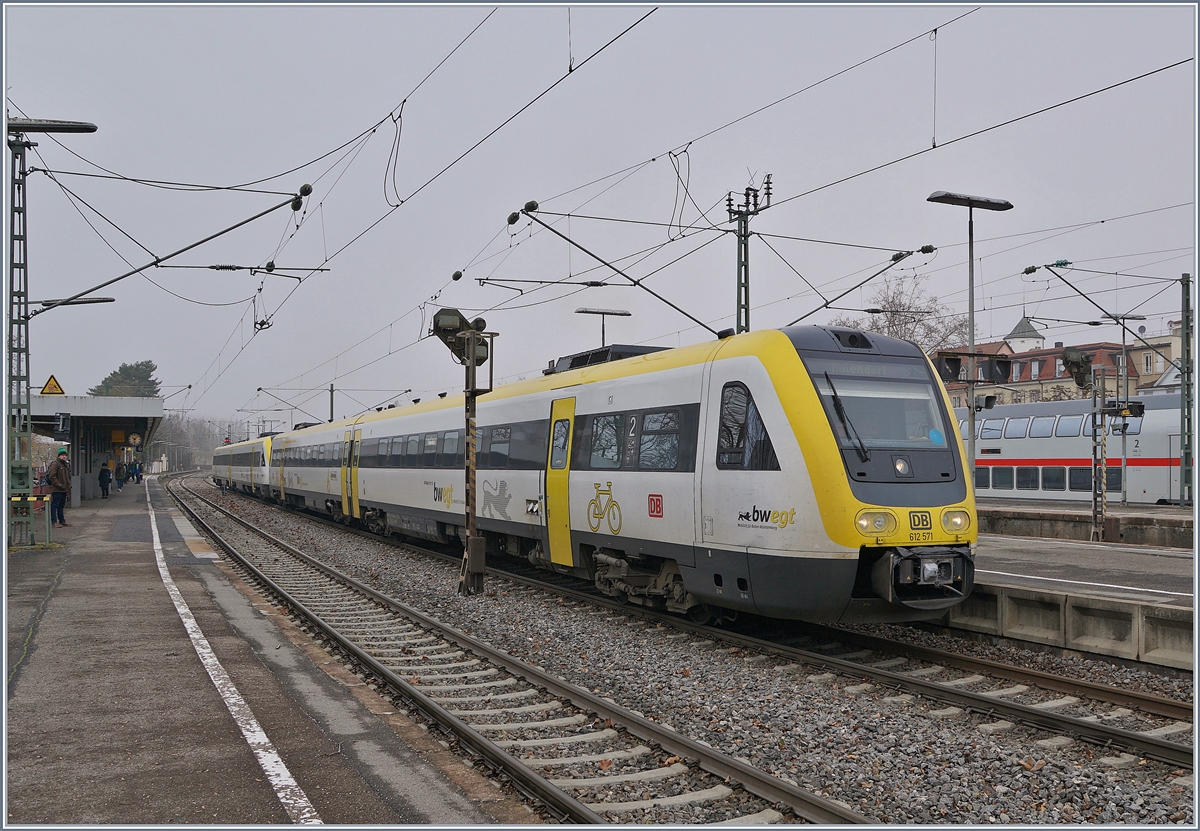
[5,3,1195,431]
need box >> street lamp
[927,191,1014,484]
[575,308,631,348]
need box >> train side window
[1042,467,1066,490]
[1016,466,1039,489]
[959,420,968,440]
[1003,417,1030,439]
[550,420,570,469]
[1029,416,1056,438]
[974,466,990,490]
[422,433,439,467]
[639,410,680,470]
[1068,467,1091,491]
[716,383,779,470]
[979,418,1004,440]
[489,426,511,468]
[1087,414,1111,435]
[1056,414,1084,437]
[405,436,421,467]
[590,415,622,469]
[992,466,1014,489]
[1106,466,1122,491]
[441,431,461,468]
[508,420,549,470]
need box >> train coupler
[869,545,974,610]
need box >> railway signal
[430,307,496,596]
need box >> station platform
[977,497,1194,548]
[5,476,537,825]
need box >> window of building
[1030,360,1040,380]
[992,466,1014,489]
[1011,362,1022,382]
[1055,358,1064,377]
[1042,467,1066,491]
[716,383,779,470]
[1145,353,1153,373]
[1016,466,1039,489]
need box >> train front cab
[691,329,979,619]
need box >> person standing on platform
[133,460,143,484]
[98,463,112,499]
[48,448,72,527]
[115,461,126,492]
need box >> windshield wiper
[824,372,871,462]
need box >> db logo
[647,494,664,518]
[909,510,933,530]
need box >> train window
[1016,466,1039,489]
[342,441,351,466]
[508,421,549,470]
[1087,415,1110,435]
[1106,466,1122,492]
[441,431,461,468]
[1042,467,1066,490]
[959,420,968,440]
[591,415,622,469]
[1003,417,1030,439]
[716,383,779,470]
[979,418,1004,440]
[640,410,680,470]
[1029,416,1056,438]
[974,466,990,489]
[1111,417,1142,436]
[489,426,511,468]
[1056,414,1084,437]
[405,436,420,467]
[1068,467,1091,491]
[550,420,570,469]
[422,433,439,467]
[992,466,1014,489]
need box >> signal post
[431,308,495,596]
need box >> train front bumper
[869,545,974,611]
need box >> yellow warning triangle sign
[40,375,65,395]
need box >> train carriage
[215,325,978,625]
[212,435,271,496]
[955,393,1184,504]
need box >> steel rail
[171,475,870,824]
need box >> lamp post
[1105,312,1146,504]
[574,308,631,348]
[927,191,1014,484]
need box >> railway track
[166,473,868,824]
[213,478,1193,772]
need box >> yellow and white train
[213,326,976,624]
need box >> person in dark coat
[98,464,112,499]
[47,448,72,526]
[115,462,126,492]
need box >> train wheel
[688,604,714,625]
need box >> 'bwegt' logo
[909,510,933,530]
[433,485,454,508]
[737,506,795,530]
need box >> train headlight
[855,511,897,536]
[941,510,971,533]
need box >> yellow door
[351,428,363,519]
[545,398,576,566]
[340,430,352,514]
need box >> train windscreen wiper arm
[824,372,871,462]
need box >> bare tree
[827,273,970,353]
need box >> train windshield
[801,354,950,452]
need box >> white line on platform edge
[144,478,323,824]
[977,569,1193,598]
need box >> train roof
[953,392,1181,420]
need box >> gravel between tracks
[209,490,1195,824]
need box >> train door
[1169,433,1182,502]
[340,430,352,515]
[545,398,576,566]
[350,428,363,518]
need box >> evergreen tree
[87,360,162,397]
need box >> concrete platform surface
[5,476,538,825]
